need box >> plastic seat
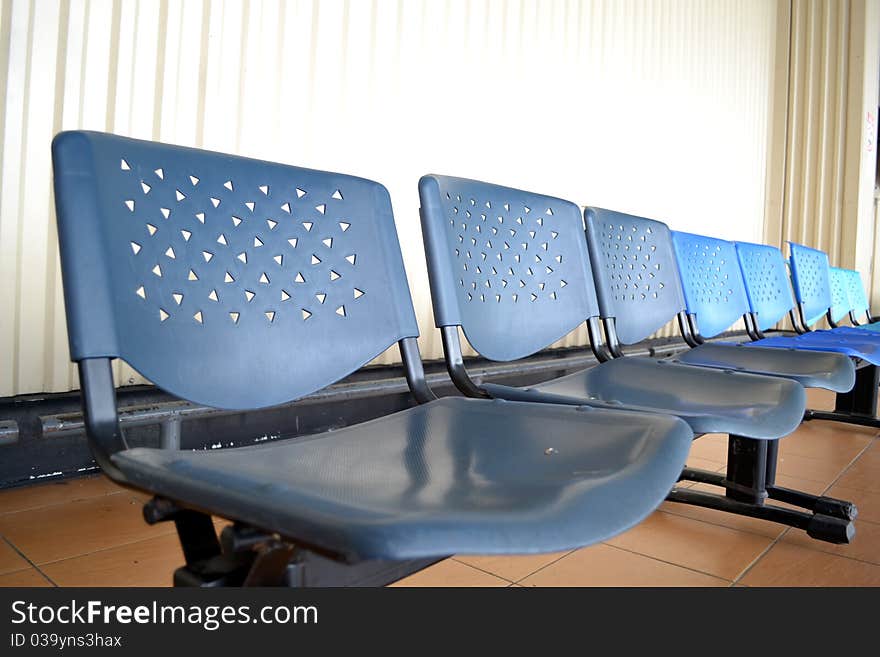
[668,230,854,393]
[113,396,690,561]
[493,356,806,438]
[52,131,693,576]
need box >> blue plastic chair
[668,230,853,392]
[52,132,695,586]
[735,241,880,430]
[821,266,880,334]
[419,174,853,544]
[841,268,880,330]
[735,242,880,361]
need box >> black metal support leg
[804,364,880,428]
[671,434,857,544]
[724,435,768,504]
[666,488,854,544]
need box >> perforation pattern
[53,131,418,409]
[444,195,567,307]
[845,269,870,314]
[828,267,852,322]
[733,242,794,331]
[788,243,833,327]
[118,162,363,327]
[419,175,600,362]
[584,208,686,345]
[670,232,750,338]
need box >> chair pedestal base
[673,434,857,544]
[804,363,880,428]
[666,488,854,544]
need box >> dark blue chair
[735,241,880,430]
[418,174,853,544]
[52,131,695,586]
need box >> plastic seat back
[788,242,833,327]
[53,131,419,409]
[670,231,751,338]
[418,175,600,361]
[583,208,687,345]
[844,269,871,316]
[734,241,796,331]
[828,267,853,323]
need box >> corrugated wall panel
[765,0,880,321]
[0,0,778,396]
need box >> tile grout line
[447,559,516,585]
[570,541,733,585]
[0,481,126,518]
[1,536,58,587]
[31,525,180,570]
[452,550,576,585]
[732,435,879,585]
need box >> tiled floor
[1,389,878,587]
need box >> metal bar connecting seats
[417,174,805,440]
[738,242,880,362]
[51,131,695,565]
[668,230,854,393]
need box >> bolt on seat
[52,131,694,576]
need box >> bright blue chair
[52,131,696,586]
[842,268,880,330]
[418,174,853,545]
[824,266,880,333]
[669,230,853,392]
[736,241,880,429]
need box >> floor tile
[773,451,847,486]
[0,539,31,575]
[605,511,773,580]
[683,457,727,473]
[518,543,728,587]
[0,475,122,515]
[0,493,175,565]
[454,551,571,582]
[834,459,880,493]
[389,559,509,587]
[805,388,836,411]
[825,484,880,524]
[740,542,880,586]
[40,534,183,587]
[780,519,880,566]
[0,568,53,587]
[772,473,827,496]
[778,421,873,465]
[856,441,880,466]
[688,434,728,464]
[659,484,788,539]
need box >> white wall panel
[0,0,778,395]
